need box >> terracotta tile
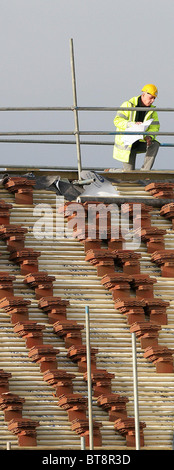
[130,321,161,349]
[0,369,12,394]
[67,345,98,372]
[83,370,115,396]
[97,393,129,421]
[9,249,41,274]
[71,417,102,447]
[114,417,146,447]
[8,418,39,446]
[14,321,45,348]
[4,177,35,205]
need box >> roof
[0,168,174,450]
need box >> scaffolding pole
[70,38,82,180]
[132,332,140,450]
[85,305,93,450]
[81,436,86,450]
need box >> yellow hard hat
[141,84,158,98]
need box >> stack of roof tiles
[145,182,174,199]
[0,178,104,447]
[69,199,173,378]
[160,203,174,229]
[0,367,39,446]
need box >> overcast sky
[0,0,174,171]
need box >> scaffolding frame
[0,38,174,180]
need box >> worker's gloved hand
[145,136,152,147]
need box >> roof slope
[0,171,174,450]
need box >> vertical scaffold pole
[70,38,82,180]
[81,436,86,450]
[85,305,94,450]
[132,332,140,450]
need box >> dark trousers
[123,140,160,171]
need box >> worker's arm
[113,101,131,130]
[144,110,160,143]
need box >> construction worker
[113,84,160,170]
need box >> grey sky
[0,0,174,170]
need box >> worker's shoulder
[121,96,139,107]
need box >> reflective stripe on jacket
[113,95,160,163]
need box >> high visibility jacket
[113,95,160,163]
